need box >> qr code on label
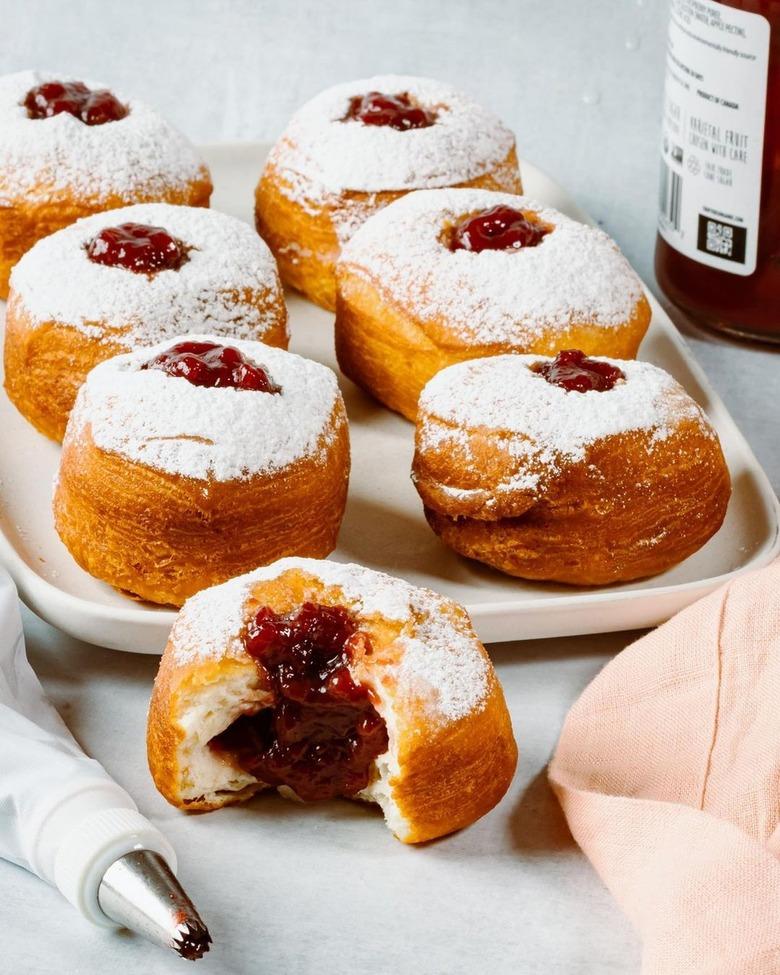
[706,220,733,256]
[697,215,747,264]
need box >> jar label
[658,0,769,276]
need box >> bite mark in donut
[142,340,282,393]
[86,222,189,274]
[344,91,435,130]
[531,349,625,393]
[23,80,128,125]
[210,602,389,802]
[145,559,518,840]
[449,204,550,253]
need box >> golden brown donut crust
[254,145,522,311]
[53,406,350,607]
[0,176,212,300]
[3,285,290,443]
[147,564,518,843]
[413,413,731,586]
[335,267,651,422]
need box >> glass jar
[655,0,779,342]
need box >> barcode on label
[659,162,682,232]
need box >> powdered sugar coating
[0,70,208,202]
[266,74,515,201]
[418,353,714,493]
[339,188,647,344]
[170,558,490,723]
[66,336,341,482]
[10,203,287,345]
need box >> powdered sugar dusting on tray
[11,203,287,344]
[419,353,713,482]
[339,188,646,343]
[267,75,515,198]
[171,558,489,723]
[0,71,208,201]
[66,336,340,481]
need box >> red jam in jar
[142,341,281,393]
[450,205,549,252]
[211,602,389,801]
[655,1,780,342]
[532,349,625,392]
[86,223,187,274]
[345,91,435,130]
[24,80,128,125]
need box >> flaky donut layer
[5,204,288,441]
[0,69,212,298]
[413,354,731,585]
[147,559,518,842]
[4,288,288,443]
[256,148,522,311]
[254,74,522,309]
[335,189,652,420]
[54,412,349,606]
[53,337,350,605]
[0,179,211,300]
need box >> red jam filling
[142,340,281,392]
[23,80,128,125]
[345,91,435,130]
[211,602,389,801]
[86,223,188,274]
[450,205,549,253]
[532,349,625,392]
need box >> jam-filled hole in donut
[86,223,190,275]
[210,603,389,802]
[142,340,282,393]
[23,80,128,125]
[344,91,437,131]
[446,205,553,253]
[532,349,626,393]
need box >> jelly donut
[335,189,652,420]
[53,337,349,606]
[255,75,521,309]
[0,70,211,298]
[412,351,730,585]
[5,203,288,441]
[147,557,517,843]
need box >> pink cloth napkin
[549,559,780,974]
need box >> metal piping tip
[98,850,212,961]
[171,916,212,961]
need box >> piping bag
[0,569,211,960]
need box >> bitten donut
[255,75,522,309]
[336,189,652,420]
[0,70,212,298]
[5,203,289,441]
[147,558,517,843]
[53,337,349,606]
[412,350,730,585]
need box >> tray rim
[1,142,778,651]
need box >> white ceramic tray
[0,143,777,653]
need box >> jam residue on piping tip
[450,205,550,253]
[87,223,188,274]
[142,340,282,392]
[531,349,625,392]
[345,91,435,130]
[211,602,389,801]
[24,80,128,125]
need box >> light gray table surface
[1,2,777,973]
